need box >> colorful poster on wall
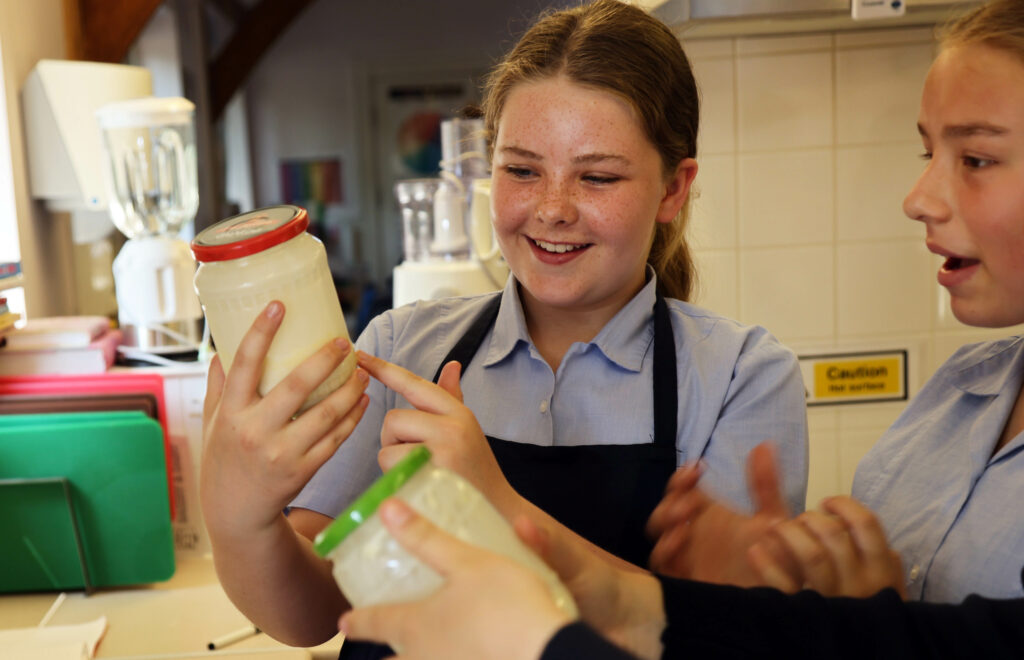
[279,158,344,217]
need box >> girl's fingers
[648,522,692,576]
[797,512,858,590]
[747,442,788,520]
[286,364,369,448]
[262,337,355,424]
[646,488,707,539]
[378,442,422,472]
[358,351,460,415]
[769,517,839,595]
[377,499,484,577]
[822,496,891,563]
[436,360,464,402]
[299,392,370,470]
[379,407,466,448]
[748,541,801,593]
[220,301,285,410]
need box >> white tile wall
[836,145,925,241]
[737,50,833,151]
[683,26,1017,504]
[689,154,737,250]
[835,42,934,145]
[739,245,835,343]
[737,149,834,247]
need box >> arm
[659,576,1024,659]
[358,351,649,574]
[199,301,370,646]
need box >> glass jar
[191,205,356,411]
[313,446,578,618]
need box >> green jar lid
[312,445,431,557]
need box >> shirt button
[908,564,921,581]
[539,400,549,413]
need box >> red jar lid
[191,205,309,262]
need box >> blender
[95,97,204,357]
[391,118,508,308]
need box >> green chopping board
[0,410,175,592]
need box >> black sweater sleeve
[659,576,1024,659]
[541,622,641,660]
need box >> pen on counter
[207,623,261,650]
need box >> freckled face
[490,77,688,319]
[903,45,1024,327]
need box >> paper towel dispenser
[21,60,152,212]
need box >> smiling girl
[199,1,808,655]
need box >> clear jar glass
[192,205,356,411]
[314,446,578,618]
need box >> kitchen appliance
[95,97,204,358]
[391,118,508,308]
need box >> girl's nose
[903,160,950,226]
[535,182,578,225]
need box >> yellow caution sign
[799,351,907,405]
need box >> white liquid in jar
[326,464,578,618]
[194,213,356,411]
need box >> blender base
[392,260,507,309]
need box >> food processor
[95,97,204,358]
[391,118,508,308]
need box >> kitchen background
[3,0,1022,509]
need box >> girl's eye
[963,155,995,169]
[504,165,535,179]
[583,174,621,185]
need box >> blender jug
[96,97,203,355]
[394,178,440,263]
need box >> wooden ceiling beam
[208,0,316,120]
[64,0,164,63]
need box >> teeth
[534,239,585,254]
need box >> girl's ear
[656,158,698,224]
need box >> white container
[313,446,578,618]
[191,205,356,411]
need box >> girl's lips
[937,256,980,288]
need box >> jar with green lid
[313,446,578,617]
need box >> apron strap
[431,293,502,383]
[651,293,677,448]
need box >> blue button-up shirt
[293,272,808,521]
[855,335,1024,602]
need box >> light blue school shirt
[854,336,1024,603]
[292,272,809,520]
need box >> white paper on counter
[0,616,107,659]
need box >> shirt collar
[482,267,658,373]
[951,336,1024,397]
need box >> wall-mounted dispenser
[21,60,152,216]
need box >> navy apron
[339,293,679,660]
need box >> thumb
[437,360,464,402]
[202,355,225,432]
[748,442,789,519]
[378,498,480,578]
